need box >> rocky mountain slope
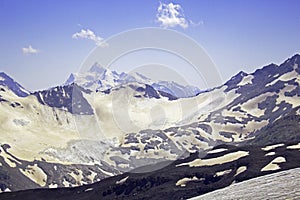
[1,139,300,199]
[0,54,299,199]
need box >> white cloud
[72,29,107,47]
[156,2,189,29]
[22,45,39,55]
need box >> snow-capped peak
[0,72,30,97]
[89,63,107,74]
[64,73,76,86]
[64,63,201,98]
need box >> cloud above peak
[72,29,107,47]
[22,45,39,55]
[156,2,188,29]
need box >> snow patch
[84,188,94,192]
[176,176,203,187]
[0,187,11,193]
[235,166,247,176]
[265,152,276,156]
[262,144,284,151]
[0,146,21,168]
[62,179,70,187]
[261,156,286,172]
[237,75,253,86]
[69,170,85,185]
[287,143,300,150]
[207,148,227,154]
[116,176,129,185]
[49,183,58,188]
[97,167,114,177]
[87,171,97,182]
[19,164,47,187]
[177,151,249,167]
[278,70,298,82]
[215,169,232,177]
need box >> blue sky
[0,0,299,91]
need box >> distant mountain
[0,72,29,97]
[65,63,201,98]
[152,80,201,98]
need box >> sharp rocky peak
[0,72,30,97]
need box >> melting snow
[84,188,94,192]
[287,143,300,150]
[207,148,227,154]
[0,187,11,193]
[0,146,21,167]
[69,170,85,185]
[19,164,47,187]
[116,176,129,185]
[262,144,284,151]
[177,151,249,167]
[49,184,58,188]
[235,166,247,176]
[265,152,276,156]
[87,171,97,182]
[237,75,254,86]
[62,179,70,187]
[215,169,232,177]
[261,156,286,172]
[176,176,203,187]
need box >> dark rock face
[225,55,299,98]
[144,84,160,99]
[207,54,300,127]
[247,108,300,146]
[135,84,178,100]
[33,84,93,115]
[224,71,248,92]
[157,90,178,100]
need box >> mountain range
[0,54,300,199]
[64,63,201,98]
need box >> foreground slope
[190,167,300,200]
[1,138,300,199]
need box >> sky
[0,0,300,91]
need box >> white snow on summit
[64,63,201,98]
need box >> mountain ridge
[0,72,30,98]
[0,54,300,199]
